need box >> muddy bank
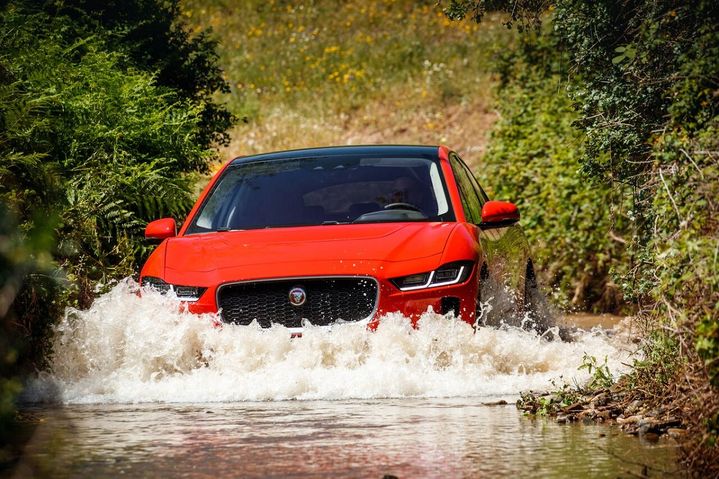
[559,313,627,330]
[517,383,687,439]
[519,315,687,440]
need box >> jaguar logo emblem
[288,287,306,307]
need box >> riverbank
[518,382,686,438]
[520,314,719,475]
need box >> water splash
[24,279,633,404]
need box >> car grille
[217,277,378,328]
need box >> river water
[13,280,681,477]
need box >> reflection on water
[14,399,680,478]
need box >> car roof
[230,145,441,164]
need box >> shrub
[480,35,630,311]
[0,3,224,354]
[444,0,719,471]
[0,204,56,464]
[31,0,233,149]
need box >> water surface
[15,400,679,478]
[14,281,680,477]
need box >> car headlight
[141,276,206,301]
[391,261,473,291]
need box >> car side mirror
[479,200,520,229]
[145,218,177,240]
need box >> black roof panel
[230,145,441,164]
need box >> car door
[449,153,530,324]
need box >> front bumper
[181,265,479,329]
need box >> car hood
[164,222,456,274]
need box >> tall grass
[183,0,515,163]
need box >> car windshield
[186,155,454,233]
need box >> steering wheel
[383,202,423,213]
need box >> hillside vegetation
[0,0,229,462]
[182,0,511,162]
[442,0,718,472]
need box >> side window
[477,184,490,203]
[449,154,482,223]
[457,155,489,205]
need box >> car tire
[477,263,517,329]
[522,261,554,334]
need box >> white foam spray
[24,279,634,404]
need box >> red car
[140,145,542,334]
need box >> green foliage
[439,0,545,31]
[579,354,614,390]
[28,0,233,149]
[0,0,230,452]
[1,10,205,297]
[648,126,719,387]
[550,0,719,387]
[629,328,680,390]
[480,34,630,311]
[448,0,719,458]
[0,204,56,461]
[0,1,227,357]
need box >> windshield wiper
[216,222,350,231]
[352,209,428,224]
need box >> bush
[444,0,719,471]
[0,0,230,364]
[1,8,211,298]
[0,1,231,457]
[0,204,56,464]
[479,35,630,312]
[32,0,233,149]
